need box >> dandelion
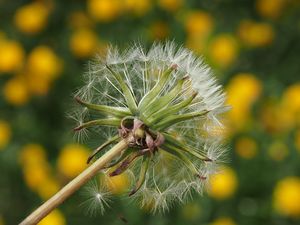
[20,42,228,224]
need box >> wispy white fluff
[73,41,228,214]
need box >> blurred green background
[1,0,300,224]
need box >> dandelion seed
[80,178,112,216]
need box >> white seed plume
[73,41,229,214]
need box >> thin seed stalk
[19,138,129,225]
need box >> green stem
[20,139,129,225]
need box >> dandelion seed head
[74,41,229,214]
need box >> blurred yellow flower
[270,83,300,130]
[38,209,66,225]
[273,177,300,218]
[14,2,49,34]
[3,77,29,106]
[0,120,11,150]
[181,202,201,221]
[295,130,300,152]
[68,11,93,29]
[259,100,281,134]
[149,21,169,40]
[124,0,151,16]
[210,217,236,225]
[238,20,274,47]
[185,11,214,38]
[27,46,62,81]
[23,164,50,190]
[26,73,51,96]
[281,83,300,114]
[208,166,238,200]
[57,144,90,178]
[268,141,288,161]
[226,73,262,132]
[0,40,24,73]
[105,172,130,195]
[87,0,121,22]
[256,0,288,19]
[158,0,183,12]
[36,178,60,200]
[185,35,207,54]
[235,136,258,159]
[70,28,98,58]
[19,144,47,167]
[209,34,239,68]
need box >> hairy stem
[19,139,129,225]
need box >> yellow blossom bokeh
[210,217,237,225]
[57,144,90,178]
[70,28,99,58]
[208,34,239,68]
[87,0,121,22]
[273,177,300,218]
[185,11,214,38]
[0,120,11,150]
[268,141,289,161]
[238,20,274,47]
[256,0,288,19]
[38,210,66,225]
[27,46,63,82]
[14,2,50,35]
[105,172,130,195]
[208,167,238,200]
[0,40,24,73]
[235,136,258,159]
[158,0,183,12]
[3,77,29,106]
[226,73,262,133]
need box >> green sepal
[159,145,198,175]
[144,78,185,118]
[103,148,135,169]
[109,150,143,176]
[74,118,121,131]
[163,134,210,161]
[153,110,209,130]
[138,65,177,112]
[149,91,197,124]
[129,155,150,196]
[87,135,120,164]
[75,97,131,118]
[106,64,138,115]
